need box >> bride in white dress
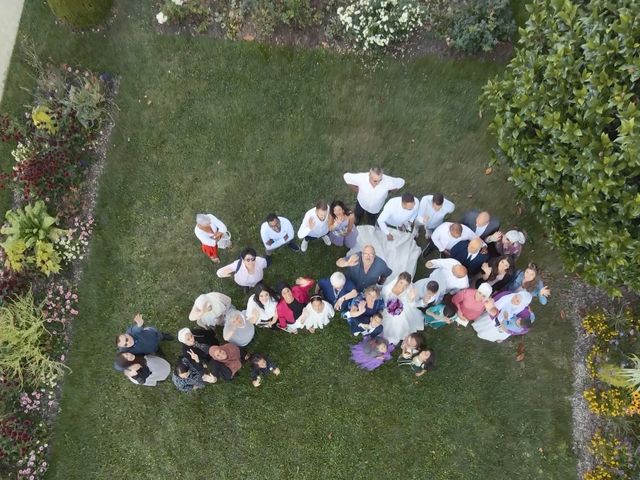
[381,272,424,344]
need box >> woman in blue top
[508,262,551,305]
[344,286,385,334]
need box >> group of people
[113,167,550,388]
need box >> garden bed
[154,0,517,60]
[0,49,118,479]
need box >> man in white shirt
[412,279,442,309]
[424,258,469,296]
[260,213,299,261]
[343,167,405,225]
[297,200,331,253]
[425,221,475,258]
[377,192,419,241]
[416,193,455,239]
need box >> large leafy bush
[481,0,640,296]
[0,201,65,276]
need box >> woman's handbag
[217,231,232,250]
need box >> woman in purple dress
[328,200,358,249]
[350,336,394,371]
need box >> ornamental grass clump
[337,0,424,51]
[0,290,67,387]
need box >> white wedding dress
[381,278,424,345]
[347,226,422,284]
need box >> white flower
[171,0,184,5]
[156,12,168,24]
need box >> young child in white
[299,295,335,333]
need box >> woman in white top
[194,213,228,263]
[381,272,424,345]
[298,295,334,333]
[246,284,279,328]
[188,292,232,329]
[473,292,533,342]
[216,247,268,289]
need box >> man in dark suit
[449,237,489,276]
[460,210,500,240]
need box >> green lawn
[2,1,575,478]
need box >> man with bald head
[424,258,469,295]
[336,244,392,291]
[449,236,489,276]
[461,210,500,240]
[425,221,475,258]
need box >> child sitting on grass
[354,312,384,338]
[249,353,280,387]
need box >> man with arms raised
[343,167,405,225]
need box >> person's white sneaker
[321,235,331,246]
[301,239,309,252]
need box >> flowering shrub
[583,311,617,341]
[43,282,79,324]
[583,430,639,480]
[580,309,640,479]
[55,215,94,265]
[583,387,631,418]
[337,0,424,50]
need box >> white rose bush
[337,0,424,51]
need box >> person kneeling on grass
[172,355,217,392]
[398,333,425,361]
[249,354,281,388]
[115,314,174,370]
[350,336,395,371]
[398,348,436,377]
[207,343,246,381]
[223,309,255,347]
[115,352,170,387]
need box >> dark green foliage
[46,0,113,27]
[481,0,640,296]
[449,0,515,52]
[424,0,515,53]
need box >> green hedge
[481,0,640,296]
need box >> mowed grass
[0,1,575,479]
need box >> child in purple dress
[350,336,395,371]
